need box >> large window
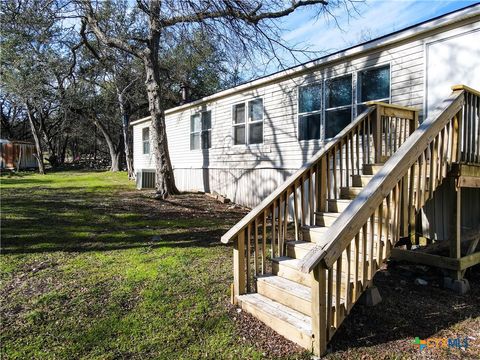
[233,98,263,145]
[298,84,322,140]
[357,65,390,113]
[190,111,211,150]
[142,127,150,154]
[325,75,352,139]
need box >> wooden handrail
[225,98,419,304]
[220,107,375,244]
[451,84,480,98]
[300,89,466,272]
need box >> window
[233,103,246,145]
[232,98,263,145]
[248,99,263,144]
[142,127,150,154]
[325,75,352,139]
[190,111,212,150]
[298,84,322,140]
[357,65,390,113]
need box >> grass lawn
[1,170,479,359]
[1,170,293,359]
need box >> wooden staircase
[236,161,384,348]
[222,85,480,356]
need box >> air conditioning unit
[136,169,156,189]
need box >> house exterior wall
[133,13,480,208]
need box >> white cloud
[281,0,470,58]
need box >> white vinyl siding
[131,17,480,207]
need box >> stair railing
[303,85,479,356]
[221,101,419,304]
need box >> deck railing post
[410,109,419,135]
[311,264,327,357]
[372,105,383,163]
[232,230,246,304]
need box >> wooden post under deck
[450,180,462,280]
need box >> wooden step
[237,293,312,349]
[315,212,340,226]
[327,199,352,212]
[286,239,330,259]
[352,174,374,187]
[257,275,311,315]
[302,226,330,242]
[272,257,311,286]
[363,163,384,175]
[286,240,316,259]
[286,241,374,276]
[271,256,356,299]
[340,186,364,199]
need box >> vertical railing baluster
[356,126,360,174]
[369,214,375,279]
[246,223,251,292]
[377,204,384,264]
[345,243,351,312]
[254,217,259,278]
[354,234,360,300]
[262,210,267,275]
[285,187,290,244]
[300,174,306,226]
[278,193,283,256]
[361,224,367,290]
[335,256,342,329]
[271,202,276,258]
[309,169,315,225]
[339,139,344,188]
[333,146,338,199]
[293,181,299,240]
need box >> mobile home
[132,5,480,208]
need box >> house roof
[131,2,480,126]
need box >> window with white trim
[325,75,352,139]
[356,65,390,113]
[142,127,150,154]
[190,111,211,150]
[298,83,322,140]
[232,98,263,145]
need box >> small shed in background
[0,139,38,170]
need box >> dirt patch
[227,304,310,359]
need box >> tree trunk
[117,90,135,179]
[26,104,45,174]
[92,117,121,172]
[143,55,178,198]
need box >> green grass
[1,170,287,359]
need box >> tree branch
[161,0,328,27]
[79,1,143,58]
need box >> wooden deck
[222,86,480,356]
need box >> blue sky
[263,0,478,71]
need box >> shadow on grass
[2,183,241,256]
[1,229,231,255]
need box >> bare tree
[78,0,355,198]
